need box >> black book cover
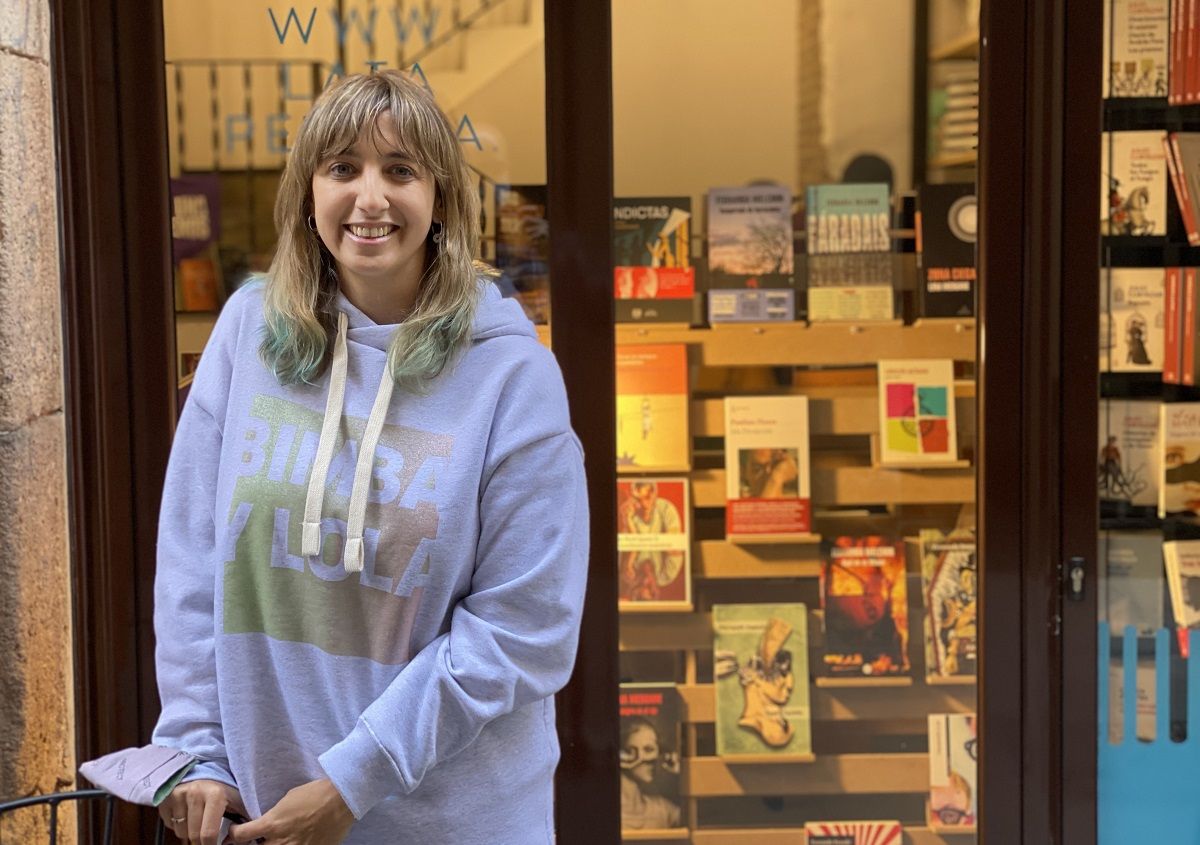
[917,184,976,318]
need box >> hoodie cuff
[319,719,406,819]
[181,761,238,791]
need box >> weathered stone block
[0,0,49,63]
[0,412,73,842]
[0,49,63,432]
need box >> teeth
[350,225,392,238]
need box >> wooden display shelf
[694,540,821,580]
[692,468,975,508]
[928,823,977,837]
[622,830,690,841]
[615,321,976,366]
[929,151,978,169]
[726,532,822,545]
[815,675,914,688]
[930,28,980,61]
[684,753,928,797]
[877,459,973,470]
[925,674,978,687]
[536,324,551,348]
[676,681,974,723]
[690,829,974,845]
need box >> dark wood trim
[544,2,619,844]
[1059,0,1103,840]
[977,0,1029,841]
[52,0,174,839]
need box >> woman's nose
[356,169,388,213]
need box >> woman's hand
[159,779,246,845]
[228,779,354,845]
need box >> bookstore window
[611,1,980,841]
[1097,0,1200,838]
[163,0,550,403]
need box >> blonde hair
[260,69,490,390]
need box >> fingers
[158,795,187,843]
[200,793,227,845]
[227,816,268,844]
[187,788,206,843]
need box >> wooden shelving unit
[930,29,980,62]
[617,311,978,841]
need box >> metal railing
[0,789,168,844]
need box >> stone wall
[0,0,76,841]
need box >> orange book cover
[616,345,689,473]
[179,257,219,311]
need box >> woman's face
[311,114,437,295]
[622,725,659,784]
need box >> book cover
[619,683,684,832]
[613,197,695,299]
[708,288,795,323]
[805,253,895,322]
[1098,532,1164,636]
[1164,539,1200,628]
[723,396,811,536]
[916,184,977,318]
[928,713,978,828]
[178,257,220,312]
[1103,0,1170,98]
[1102,131,1168,236]
[805,183,891,254]
[1158,402,1200,517]
[706,185,795,288]
[821,536,910,678]
[1101,268,1164,372]
[617,345,690,473]
[919,528,977,680]
[1170,134,1200,243]
[876,360,959,465]
[494,184,550,324]
[617,478,692,611]
[713,603,812,757]
[804,821,903,845]
[1099,399,1160,510]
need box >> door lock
[1066,556,1085,602]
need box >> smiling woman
[149,68,589,845]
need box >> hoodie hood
[333,280,537,353]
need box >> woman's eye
[329,162,353,176]
[392,165,415,177]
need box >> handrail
[0,789,166,844]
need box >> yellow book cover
[617,345,689,473]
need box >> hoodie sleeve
[149,293,249,791]
[319,353,590,818]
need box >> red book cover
[1185,268,1197,384]
[1189,0,1198,103]
[1168,136,1200,244]
[820,536,911,678]
[1174,0,1185,103]
[1166,267,1181,383]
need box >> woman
[152,70,589,845]
[618,718,681,830]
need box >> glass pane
[613,1,981,841]
[1097,0,1197,841]
[164,0,548,407]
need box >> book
[617,478,692,611]
[821,536,910,678]
[928,713,978,828]
[1163,539,1200,655]
[706,185,795,287]
[1158,402,1200,517]
[614,197,697,324]
[619,683,684,831]
[712,602,812,757]
[1165,267,1182,383]
[1099,532,1164,636]
[494,184,550,324]
[805,183,891,254]
[178,257,220,312]
[806,253,896,322]
[1103,0,1170,98]
[707,288,795,322]
[1106,659,1157,743]
[1101,268,1164,372]
[1102,131,1168,237]
[919,528,977,680]
[804,821,903,845]
[616,345,690,473]
[876,359,959,465]
[723,396,812,536]
[1169,134,1200,242]
[1099,399,1161,510]
[916,184,976,318]
[1163,136,1199,245]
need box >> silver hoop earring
[307,215,317,232]
[431,220,444,245]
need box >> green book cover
[712,603,812,757]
